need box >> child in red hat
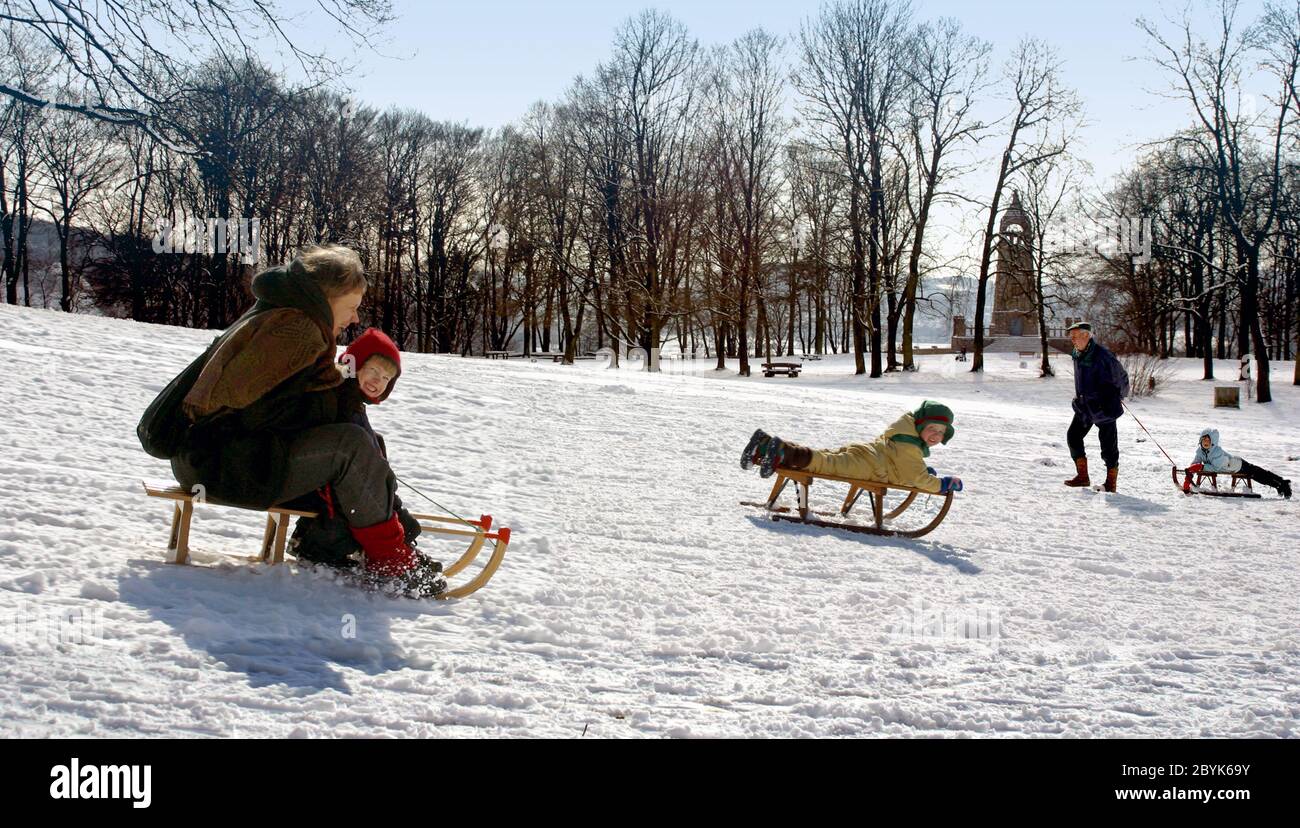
[288,328,440,594]
[336,327,403,452]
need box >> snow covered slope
[0,303,1297,737]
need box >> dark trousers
[172,423,395,528]
[1067,413,1119,469]
[275,424,396,527]
[1239,460,1285,492]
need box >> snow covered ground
[0,302,1297,737]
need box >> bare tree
[1,24,55,306]
[795,0,914,377]
[611,11,702,368]
[785,142,848,357]
[711,29,787,376]
[1139,0,1297,401]
[970,38,1081,372]
[1017,156,1086,376]
[899,17,989,369]
[0,0,394,150]
[34,101,121,310]
[1259,0,1300,385]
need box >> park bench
[141,482,510,598]
[531,353,597,363]
[762,361,801,378]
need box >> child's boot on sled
[759,437,812,479]
[741,429,770,470]
[1103,466,1119,493]
[288,515,360,569]
[1064,457,1090,488]
[350,513,446,598]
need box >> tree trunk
[787,255,796,357]
[58,222,73,313]
[1242,248,1271,403]
[848,175,868,376]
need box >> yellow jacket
[805,412,941,493]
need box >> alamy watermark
[1,602,105,649]
[49,759,151,808]
[886,596,1002,650]
[1050,216,1152,265]
[585,344,718,375]
[152,216,262,264]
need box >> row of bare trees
[1088,0,1300,402]
[3,0,1299,397]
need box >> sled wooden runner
[745,468,954,538]
[142,482,510,598]
[410,513,511,599]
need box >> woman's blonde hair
[290,244,368,298]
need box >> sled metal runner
[747,468,954,538]
[142,482,510,598]
[1170,468,1262,499]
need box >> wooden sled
[746,468,954,538]
[142,482,510,598]
[1170,467,1261,499]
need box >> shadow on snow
[744,514,982,575]
[116,554,456,693]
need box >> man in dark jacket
[1063,322,1130,492]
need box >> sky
[281,0,1277,188]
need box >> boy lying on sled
[741,400,963,494]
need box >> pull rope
[394,474,474,526]
[1121,400,1179,467]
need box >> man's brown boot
[1064,457,1090,487]
[1103,466,1118,493]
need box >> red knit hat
[341,328,401,402]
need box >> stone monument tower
[990,191,1036,337]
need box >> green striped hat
[913,400,955,444]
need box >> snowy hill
[0,302,1297,737]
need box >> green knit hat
[913,400,955,444]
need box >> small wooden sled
[744,468,954,538]
[142,482,510,598]
[1170,467,1261,499]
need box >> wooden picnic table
[762,361,801,378]
[530,353,599,363]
